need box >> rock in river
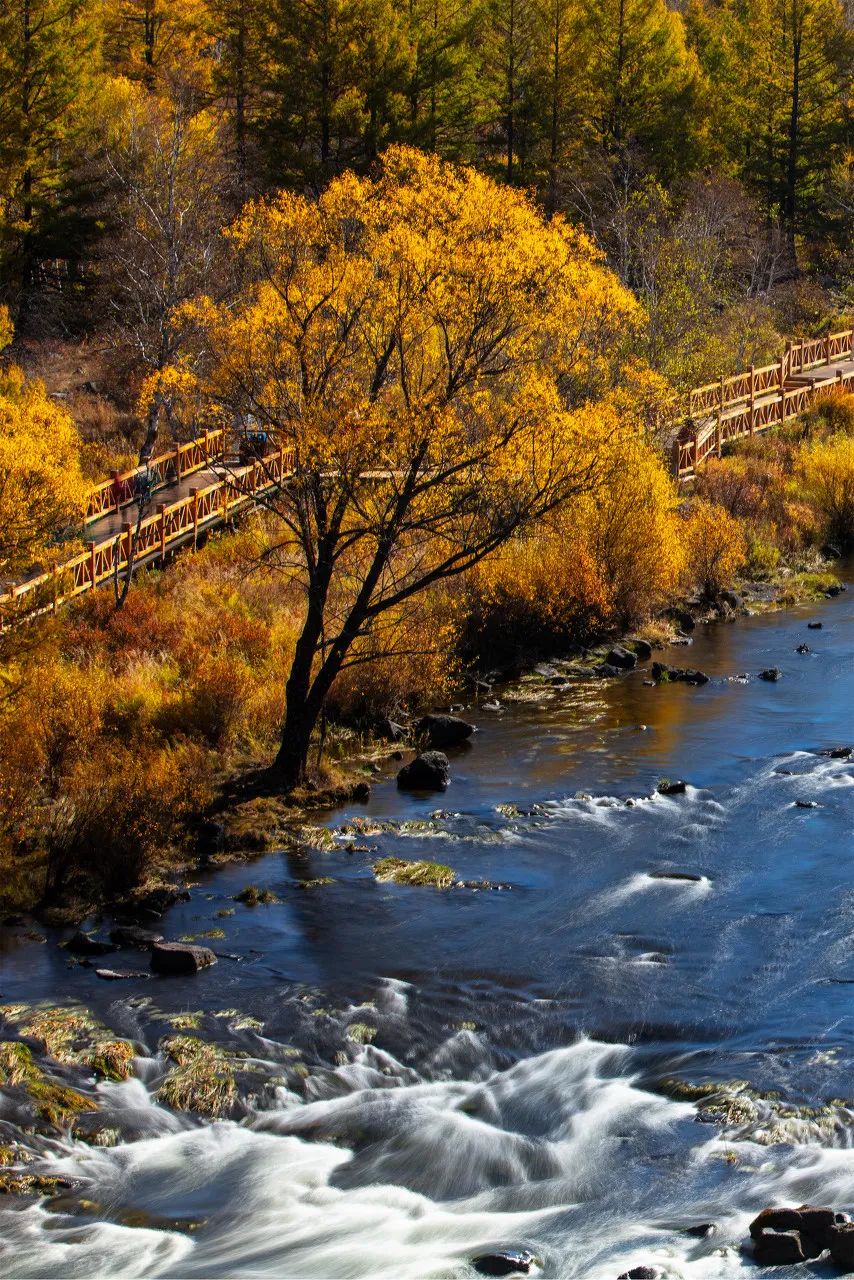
[150,942,217,975]
[414,713,474,748]
[472,1251,537,1276]
[657,779,688,796]
[759,667,782,681]
[109,925,164,949]
[397,751,450,791]
[651,662,709,686]
[606,645,637,670]
[66,931,118,956]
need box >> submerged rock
[808,621,823,629]
[795,800,819,809]
[648,869,702,881]
[683,1223,716,1238]
[396,751,450,791]
[414,714,474,748]
[759,667,782,681]
[66,932,117,957]
[795,643,810,654]
[109,925,163,949]
[472,1252,537,1277]
[150,942,217,975]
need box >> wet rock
[651,662,709,685]
[649,869,702,881]
[607,645,638,670]
[795,800,819,809]
[821,543,842,560]
[808,621,823,629]
[66,931,118,957]
[758,668,782,681]
[657,779,688,796]
[350,781,371,803]
[618,1268,661,1280]
[753,1230,805,1266]
[750,1205,836,1254]
[414,714,474,749]
[594,662,622,678]
[396,751,450,791]
[150,942,217,975]
[684,1223,716,1238]
[109,925,164,949]
[471,1251,537,1276]
[376,718,406,742]
[828,1221,854,1270]
[826,583,845,597]
[825,746,852,759]
[795,643,810,653]
[132,885,190,917]
[95,968,150,981]
[631,638,653,661]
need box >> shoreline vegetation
[0,404,848,919]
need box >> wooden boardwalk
[0,443,295,627]
[674,328,854,478]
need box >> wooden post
[52,562,59,614]
[203,429,209,464]
[175,443,182,481]
[191,488,200,548]
[749,364,756,435]
[158,504,166,561]
[826,333,831,365]
[88,542,97,588]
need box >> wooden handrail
[677,326,854,479]
[84,429,227,524]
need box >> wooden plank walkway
[675,327,854,479]
[0,445,294,628]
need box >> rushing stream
[2,583,854,1278]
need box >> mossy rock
[373,857,455,888]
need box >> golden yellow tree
[170,147,641,785]
[0,312,86,578]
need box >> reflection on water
[1,585,853,1277]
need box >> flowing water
[2,585,854,1278]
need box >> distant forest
[1,0,853,405]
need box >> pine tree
[0,0,101,331]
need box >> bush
[681,499,746,599]
[799,434,854,548]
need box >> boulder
[662,606,696,632]
[826,583,845,597]
[150,942,217,975]
[753,1230,805,1266]
[631,639,653,661]
[350,781,371,803]
[109,925,164,949]
[758,668,782,681]
[132,885,190,916]
[808,621,823,629]
[472,1251,536,1276]
[750,1205,837,1256]
[795,643,810,654]
[397,751,450,792]
[683,1223,715,1238]
[617,1269,661,1280]
[607,645,638,670]
[376,718,406,743]
[66,931,118,957]
[826,746,853,759]
[657,779,688,796]
[414,714,475,749]
[828,1221,854,1271]
[594,663,622,678]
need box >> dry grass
[373,857,456,888]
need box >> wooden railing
[0,446,294,628]
[85,429,227,523]
[676,327,854,478]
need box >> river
[1,584,853,1278]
